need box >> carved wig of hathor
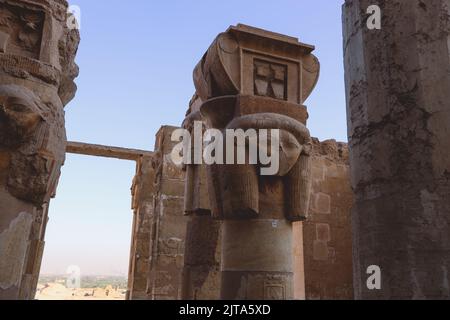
[183,24,320,299]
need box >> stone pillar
[0,0,79,299]
[192,24,320,300]
[146,126,187,300]
[126,127,189,300]
[181,214,221,300]
[18,203,50,300]
[127,155,157,300]
[126,210,137,300]
[181,94,222,300]
[343,0,450,299]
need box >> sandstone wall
[127,126,187,299]
[127,155,156,299]
[301,139,353,299]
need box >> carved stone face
[0,80,67,205]
[188,25,316,221]
[0,0,79,206]
[0,84,43,148]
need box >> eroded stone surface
[343,0,450,299]
[127,126,187,300]
[302,139,353,300]
[0,211,32,291]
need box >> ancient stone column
[0,0,79,299]
[181,94,222,300]
[127,154,158,300]
[343,0,450,299]
[191,24,320,300]
[145,126,187,300]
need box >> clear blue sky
[41,0,347,276]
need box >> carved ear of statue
[276,130,302,177]
[285,151,312,221]
[301,54,320,103]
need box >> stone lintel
[66,141,153,161]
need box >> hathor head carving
[185,24,318,222]
[0,84,43,147]
[0,0,79,206]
